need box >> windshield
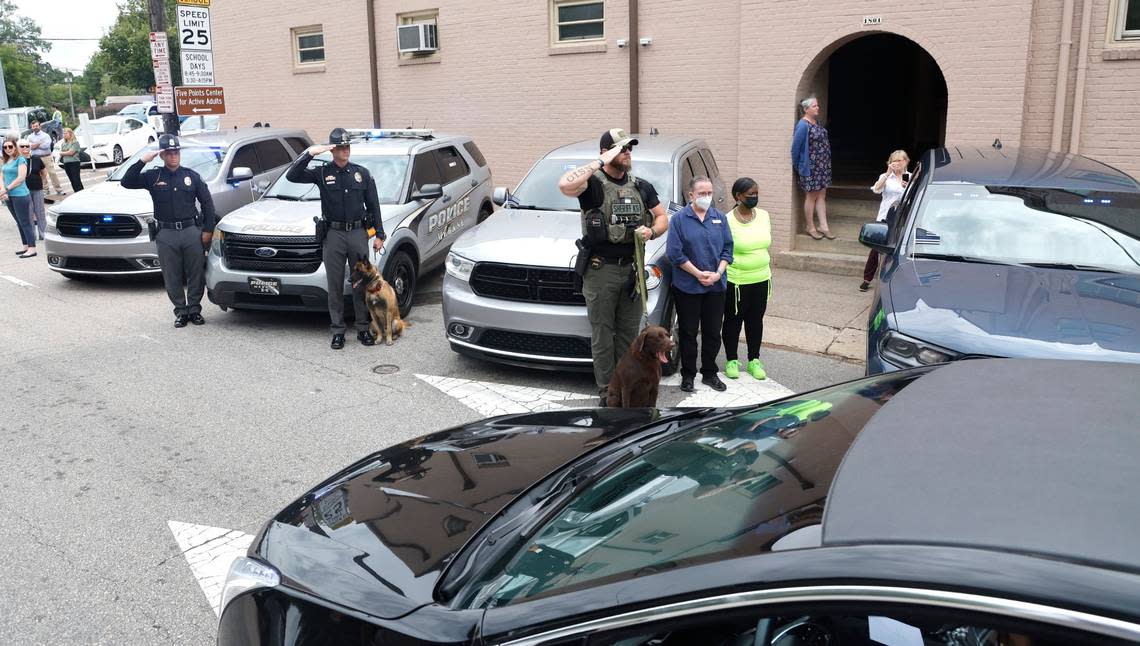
[179,116,220,132]
[512,158,674,211]
[265,154,409,204]
[462,372,923,608]
[108,146,227,182]
[910,184,1140,274]
[79,122,120,136]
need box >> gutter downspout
[1050,0,1076,152]
[629,0,639,133]
[367,0,381,127]
[1069,0,1094,153]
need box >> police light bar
[344,128,434,141]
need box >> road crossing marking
[168,520,254,617]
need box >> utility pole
[148,0,179,135]
[66,74,75,120]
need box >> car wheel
[660,298,680,377]
[112,145,123,165]
[477,205,493,224]
[147,136,155,144]
[384,250,417,318]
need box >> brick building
[212,0,1140,271]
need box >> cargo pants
[582,261,642,395]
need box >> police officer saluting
[287,128,385,349]
[122,134,216,327]
[559,128,669,403]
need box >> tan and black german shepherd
[350,259,408,345]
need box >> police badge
[183,176,192,187]
[354,171,362,183]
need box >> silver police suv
[44,128,310,277]
[206,129,493,317]
[442,133,726,372]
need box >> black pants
[863,250,879,283]
[722,280,769,362]
[62,163,84,192]
[673,288,725,379]
[155,225,205,317]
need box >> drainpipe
[1069,0,1094,153]
[1050,0,1075,152]
[629,0,639,133]
[367,0,381,127]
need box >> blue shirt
[666,204,733,294]
[2,156,30,198]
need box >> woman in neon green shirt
[721,178,771,380]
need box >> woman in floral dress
[790,96,834,239]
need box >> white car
[76,116,158,165]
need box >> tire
[147,136,155,144]
[477,205,493,224]
[660,298,680,377]
[384,249,417,318]
[112,145,123,165]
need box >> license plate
[248,276,281,295]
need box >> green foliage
[0,44,44,107]
[95,0,181,93]
[0,0,49,56]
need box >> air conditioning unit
[397,23,438,54]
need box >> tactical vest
[581,170,649,245]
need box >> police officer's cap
[328,128,352,146]
[158,134,181,151]
[599,128,638,151]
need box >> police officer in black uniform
[286,128,385,349]
[122,134,217,327]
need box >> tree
[96,0,181,93]
[0,45,44,107]
[0,0,49,56]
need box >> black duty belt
[156,218,198,230]
[328,219,366,231]
[592,255,635,266]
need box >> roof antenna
[650,127,659,136]
[992,138,1003,150]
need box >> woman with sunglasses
[1,136,36,258]
[21,139,48,240]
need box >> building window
[1115,0,1140,40]
[552,0,604,44]
[292,26,325,65]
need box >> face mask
[743,196,759,209]
[694,196,713,210]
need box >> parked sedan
[443,134,727,373]
[74,115,158,166]
[218,358,1140,645]
[860,145,1140,374]
[44,128,310,277]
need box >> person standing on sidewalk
[26,120,63,196]
[791,97,833,240]
[1,137,36,257]
[559,128,669,403]
[666,176,733,393]
[861,150,909,292]
[721,177,772,382]
[286,128,386,350]
[58,128,84,193]
[121,135,216,328]
[20,140,48,241]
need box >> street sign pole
[148,0,179,135]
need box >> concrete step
[810,214,866,239]
[771,249,867,277]
[827,197,879,220]
[794,233,867,256]
[828,184,878,201]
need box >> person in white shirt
[25,120,63,195]
[861,150,909,292]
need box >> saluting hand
[599,144,624,167]
[306,144,334,156]
[140,150,159,163]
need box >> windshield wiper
[268,194,300,201]
[1020,261,1120,273]
[911,252,1015,266]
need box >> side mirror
[230,166,254,183]
[411,183,443,201]
[859,222,894,255]
[492,186,510,206]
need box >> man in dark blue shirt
[122,135,217,328]
[286,127,385,349]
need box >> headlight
[137,212,154,226]
[46,206,59,229]
[644,265,662,290]
[879,331,957,368]
[446,252,474,282]
[219,557,280,615]
[210,229,225,256]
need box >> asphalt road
[0,206,863,643]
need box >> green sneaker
[724,359,740,379]
[747,359,767,380]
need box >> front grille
[470,262,583,305]
[57,214,141,239]
[223,232,321,274]
[63,257,140,271]
[478,329,591,359]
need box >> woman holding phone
[861,150,909,292]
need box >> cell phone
[902,172,912,182]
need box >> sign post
[178,0,215,87]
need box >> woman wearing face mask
[1,136,36,257]
[861,150,909,292]
[666,176,734,393]
[721,178,772,381]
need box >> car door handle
[470,179,478,187]
[442,195,452,204]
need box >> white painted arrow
[415,374,596,417]
[168,520,254,616]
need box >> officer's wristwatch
[596,158,605,168]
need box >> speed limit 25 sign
[177,4,212,52]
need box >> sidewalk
[759,268,872,364]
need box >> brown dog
[606,325,675,408]
[350,260,409,345]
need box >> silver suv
[206,129,493,317]
[44,128,310,277]
[442,133,726,372]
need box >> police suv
[206,129,493,317]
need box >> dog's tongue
[656,350,668,364]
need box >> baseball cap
[158,134,180,151]
[328,127,351,146]
[599,128,638,151]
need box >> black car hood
[256,407,686,619]
[888,258,1140,362]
